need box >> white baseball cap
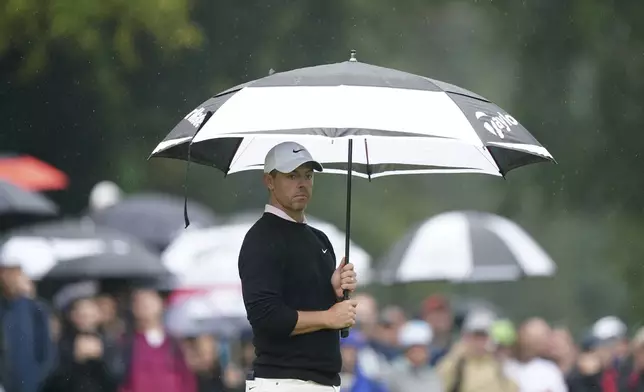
[263,142,323,174]
[398,320,433,347]
[89,180,123,211]
[462,310,496,334]
[592,316,627,341]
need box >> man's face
[70,298,101,332]
[406,345,429,367]
[0,266,22,294]
[341,346,358,372]
[95,295,118,324]
[265,164,314,212]
[16,274,35,298]
[633,344,644,368]
[425,307,453,335]
[464,332,491,357]
[548,328,574,360]
[131,289,163,322]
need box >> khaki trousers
[246,378,340,392]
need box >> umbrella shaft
[344,139,353,283]
[341,139,353,338]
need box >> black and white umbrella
[0,180,59,231]
[150,52,555,336]
[378,211,556,284]
[151,51,553,177]
[89,192,218,252]
[0,218,172,281]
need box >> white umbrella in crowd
[0,218,171,282]
[162,214,373,287]
[378,211,556,284]
[165,285,248,338]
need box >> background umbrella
[0,153,69,191]
[165,286,249,339]
[378,210,556,284]
[150,52,555,336]
[163,213,373,287]
[89,192,219,252]
[0,218,172,283]
[0,179,59,231]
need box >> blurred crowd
[2,258,644,392]
[339,293,642,392]
[0,265,252,392]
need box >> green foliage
[0,0,202,78]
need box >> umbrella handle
[341,139,354,339]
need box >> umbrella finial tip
[349,50,357,62]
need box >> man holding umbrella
[239,142,358,392]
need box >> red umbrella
[0,154,68,191]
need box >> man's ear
[263,173,273,191]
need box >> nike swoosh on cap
[293,148,304,153]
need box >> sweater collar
[264,204,307,224]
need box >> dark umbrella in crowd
[0,218,173,283]
[0,179,59,231]
[378,210,556,284]
[89,192,219,252]
[149,51,555,336]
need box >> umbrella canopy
[89,192,218,252]
[0,180,59,231]
[0,218,172,281]
[378,211,556,284]
[151,51,553,177]
[165,286,249,338]
[0,153,68,191]
[162,214,373,287]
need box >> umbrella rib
[227,137,256,174]
[364,138,372,182]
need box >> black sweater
[238,212,341,386]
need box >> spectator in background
[49,309,62,344]
[438,310,517,392]
[505,318,568,392]
[95,293,126,342]
[585,316,629,392]
[381,306,407,332]
[339,331,366,391]
[373,312,403,360]
[117,286,196,392]
[592,316,629,369]
[386,320,443,392]
[422,294,455,366]
[352,294,399,361]
[0,260,53,392]
[566,331,603,392]
[618,326,644,392]
[43,295,120,392]
[549,327,579,378]
[491,319,518,362]
[14,273,35,299]
[238,330,255,376]
[182,335,226,392]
